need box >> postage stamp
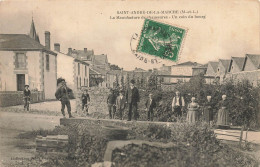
[137,19,187,62]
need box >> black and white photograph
[0,0,260,166]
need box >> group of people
[184,94,229,126]
[106,80,229,126]
[22,78,228,126]
[107,79,140,121]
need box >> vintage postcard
[0,0,260,167]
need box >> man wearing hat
[107,88,117,119]
[23,85,31,111]
[126,79,140,121]
[55,78,73,118]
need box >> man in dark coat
[145,93,156,121]
[55,78,73,118]
[126,79,140,121]
[82,89,90,115]
[23,85,31,111]
[107,89,117,119]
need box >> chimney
[68,48,72,55]
[84,48,88,53]
[45,31,50,50]
[54,43,60,52]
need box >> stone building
[228,57,245,73]
[0,19,57,100]
[54,44,90,91]
[216,59,231,83]
[205,61,218,84]
[170,61,202,83]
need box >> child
[82,89,90,115]
[23,85,31,111]
[116,90,126,120]
[145,93,156,121]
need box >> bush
[136,76,260,128]
[115,122,258,167]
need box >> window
[80,77,81,87]
[84,78,86,86]
[15,53,26,68]
[78,63,80,75]
[85,66,87,76]
[46,55,50,70]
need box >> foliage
[89,76,104,87]
[139,75,259,128]
[147,73,158,90]
[110,64,122,70]
[119,122,258,167]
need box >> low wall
[0,91,44,107]
[227,70,260,87]
[60,116,174,127]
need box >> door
[17,74,25,91]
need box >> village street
[0,100,260,166]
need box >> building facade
[55,44,89,91]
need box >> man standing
[55,78,73,118]
[126,79,140,121]
[107,89,116,119]
[116,90,126,120]
[171,91,185,117]
[82,89,90,115]
[23,85,31,111]
[145,93,156,121]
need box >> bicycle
[23,96,31,111]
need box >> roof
[230,57,245,71]
[246,54,260,69]
[29,19,40,43]
[0,34,56,55]
[107,70,122,75]
[219,59,231,70]
[91,66,107,75]
[174,61,202,67]
[208,61,219,72]
[192,63,208,69]
[94,54,108,65]
[89,68,100,75]
[70,49,94,60]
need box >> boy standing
[145,93,156,121]
[82,89,90,115]
[116,90,126,120]
[23,85,31,111]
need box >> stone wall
[226,70,260,87]
[75,87,110,114]
[0,91,45,107]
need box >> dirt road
[0,111,60,167]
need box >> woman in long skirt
[217,95,229,126]
[186,97,199,123]
[203,96,213,124]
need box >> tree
[110,64,121,70]
[148,73,157,90]
[121,75,125,90]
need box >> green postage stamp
[137,19,187,62]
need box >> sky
[0,0,259,70]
